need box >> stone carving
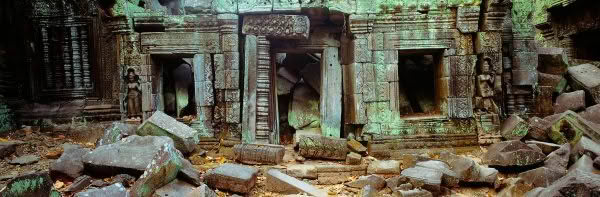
[448,98,473,118]
[475,57,499,114]
[125,68,143,119]
[233,143,285,164]
[242,15,310,39]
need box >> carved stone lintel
[242,15,310,39]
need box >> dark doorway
[397,52,442,117]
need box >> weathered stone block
[483,140,546,167]
[367,160,400,175]
[204,164,259,194]
[457,6,481,33]
[96,122,136,147]
[346,152,362,165]
[568,64,600,104]
[475,32,502,54]
[130,143,183,197]
[298,135,348,160]
[554,90,586,113]
[538,47,569,75]
[233,143,285,165]
[500,114,529,140]
[137,111,199,154]
[265,169,327,197]
[50,144,91,179]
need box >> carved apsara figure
[476,57,499,114]
[125,68,142,119]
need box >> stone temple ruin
[1,0,600,196]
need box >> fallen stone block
[0,171,59,197]
[568,154,595,173]
[497,177,534,197]
[154,179,196,197]
[129,142,183,197]
[9,155,40,165]
[285,164,318,179]
[345,175,386,190]
[0,141,24,159]
[178,158,203,186]
[531,169,600,197]
[537,47,570,75]
[346,152,362,165]
[385,176,409,189]
[401,166,443,187]
[185,184,217,197]
[527,117,552,142]
[266,169,327,197]
[298,135,348,160]
[567,63,600,104]
[203,163,259,194]
[111,174,136,187]
[554,90,586,114]
[288,84,321,130]
[572,136,600,159]
[415,160,460,187]
[439,152,498,185]
[233,143,285,165]
[483,140,546,168]
[83,135,175,175]
[394,183,413,191]
[392,188,433,197]
[548,111,600,144]
[525,141,561,155]
[367,160,401,175]
[580,104,600,125]
[74,183,127,197]
[96,122,136,147]
[518,167,565,188]
[544,143,570,172]
[137,111,199,154]
[538,72,564,88]
[50,144,91,179]
[315,164,367,184]
[347,139,367,155]
[293,128,321,148]
[501,114,529,140]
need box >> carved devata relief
[475,57,499,114]
[125,68,143,120]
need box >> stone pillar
[320,47,343,138]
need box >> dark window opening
[162,59,195,118]
[573,30,600,61]
[397,53,442,117]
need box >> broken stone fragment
[74,183,128,197]
[572,136,600,159]
[315,163,368,185]
[415,160,460,187]
[358,185,377,197]
[285,164,318,179]
[567,63,600,104]
[185,184,217,197]
[293,128,321,148]
[483,140,546,168]
[233,143,285,165]
[367,160,401,175]
[439,151,498,185]
[518,167,565,188]
[178,158,203,186]
[265,169,327,197]
[83,135,175,175]
[525,141,561,155]
[538,72,564,88]
[496,177,534,197]
[65,175,94,193]
[9,155,40,165]
[129,142,183,197]
[298,135,348,160]
[96,122,136,147]
[500,114,529,140]
[385,175,409,190]
[154,179,196,197]
[137,111,199,154]
[553,90,586,114]
[203,163,259,194]
[544,143,570,172]
[111,174,136,187]
[401,166,443,187]
[50,144,91,179]
[346,152,362,165]
[347,139,367,155]
[0,171,56,197]
[345,175,386,190]
[529,169,600,197]
[392,188,433,197]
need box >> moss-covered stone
[0,172,55,197]
[549,111,586,145]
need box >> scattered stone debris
[346,152,362,165]
[233,143,285,164]
[153,179,196,197]
[367,160,401,175]
[393,188,433,197]
[525,141,561,155]
[265,169,327,197]
[439,151,498,185]
[553,90,586,113]
[137,111,199,154]
[0,140,24,158]
[567,63,600,104]
[527,169,600,197]
[358,185,377,197]
[484,140,546,168]
[65,175,93,193]
[544,143,570,172]
[203,163,259,194]
[347,139,367,155]
[344,175,386,190]
[285,164,318,179]
[315,164,367,184]
[185,184,217,197]
[567,154,595,173]
[415,160,460,187]
[9,155,40,165]
[547,111,598,144]
[572,136,600,159]
[518,167,565,188]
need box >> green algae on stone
[129,143,183,197]
[549,111,585,145]
[0,172,54,197]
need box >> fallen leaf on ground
[54,180,64,189]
